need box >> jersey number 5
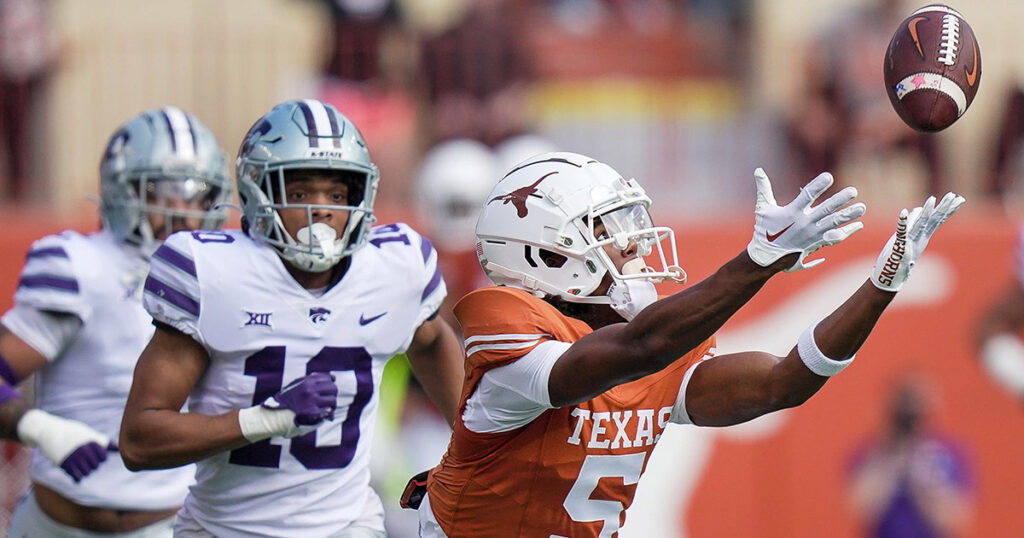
[562,453,646,538]
[228,345,373,470]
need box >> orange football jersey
[426,286,715,537]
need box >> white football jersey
[143,224,446,537]
[0,230,195,510]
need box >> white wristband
[16,409,110,464]
[237,405,298,442]
[797,321,854,377]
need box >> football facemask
[236,99,379,273]
[100,107,231,255]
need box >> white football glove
[746,168,866,272]
[17,409,116,481]
[871,192,966,292]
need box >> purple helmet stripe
[296,100,319,148]
[419,236,434,262]
[26,246,69,260]
[421,265,442,301]
[19,274,79,293]
[160,109,178,153]
[154,244,197,277]
[144,276,199,317]
[326,108,342,148]
[183,111,200,155]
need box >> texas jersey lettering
[425,287,714,538]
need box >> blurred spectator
[846,377,974,538]
[311,0,420,206]
[0,0,58,202]
[974,222,1024,402]
[493,132,558,174]
[785,0,943,200]
[414,0,536,146]
[987,85,1024,201]
[414,138,499,329]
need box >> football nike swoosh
[908,16,927,58]
[766,223,794,243]
[359,312,387,325]
[965,43,978,87]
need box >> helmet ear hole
[538,249,567,268]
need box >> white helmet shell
[475,152,684,303]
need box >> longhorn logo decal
[487,172,556,218]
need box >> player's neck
[284,257,351,292]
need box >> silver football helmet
[475,152,685,303]
[99,107,231,255]
[415,138,500,251]
[236,99,379,272]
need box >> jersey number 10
[228,345,373,470]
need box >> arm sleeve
[13,234,91,321]
[1,305,82,362]
[461,340,571,433]
[143,232,204,343]
[414,230,447,328]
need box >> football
[883,4,981,132]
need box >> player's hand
[263,372,338,426]
[238,372,338,442]
[16,409,117,482]
[746,168,866,272]
[871,192,965,292]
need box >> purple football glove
[16,409,117,482]
[263,372,338,426]
[60,441,118,483]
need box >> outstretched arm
[685,193,965,426]
[549,169,866,407]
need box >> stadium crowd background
[1,0,1023,536]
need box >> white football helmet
[416,139,500,251]
[99,107,231,255]
[475,152,684,303]
[236,99,379,272]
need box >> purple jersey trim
[421,265,442,301]
[26,246,69,259]
[419,236,433,262]
[19,274,79,293]
[154,243,197,277]
[144,275,200,317]
[0,351,20,385]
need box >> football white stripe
[466,339,543,357]
[303,98,333,148]
[911,5,964,18]
[893,72,967,116]
[464,333,549,346]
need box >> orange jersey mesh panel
[429,286,714,537]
